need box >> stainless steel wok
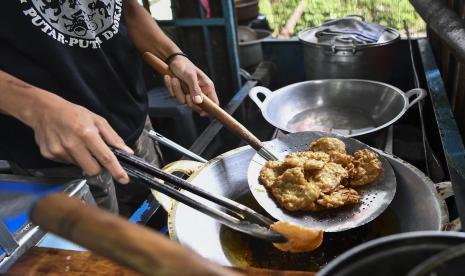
[166,146,449,271]
[249,79,426,138]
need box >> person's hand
[29,94,133,184]
[163,55,219,117]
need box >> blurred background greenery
[258,0,426,37]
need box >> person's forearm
[0,70,59,128]
[122,0,219,109]
[123,0,181,60]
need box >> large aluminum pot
[166,146,448,271]
[298,17,400,81]
[249,80,426,146]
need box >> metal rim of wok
[248,79,426,137]
[247,131,397,232]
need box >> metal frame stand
[0,178,95,272]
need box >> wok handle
[405,88,427,109]
[435,181,456,231]
[142,52,265,152]
[435,181,454,200]
[30,193,240,276]
[161,160,204,176]
[249,86,273,110]
[155,160,204,211]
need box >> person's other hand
[30,95,133,184]
[164,55,219,117]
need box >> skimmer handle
[142,52,266,152]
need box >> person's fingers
[81,128,129,184]
[164,75,174,97]
[39,143,70,164]
[202,84,218,106]
[38,131,74,164]
[185,94,203,114]
[67,143,102,177]
[35,131,54,160]
[184,72,203,104]
[198,71,219,105]
[185,93,192,108]
[171,78,186,104]
[47,143,74,164]
[205,88,219,105]
[199,111,209,117]
[96,117,134,154]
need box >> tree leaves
[258,0,426,37]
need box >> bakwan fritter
[270,221,323,253]
[259,137,382,212]
[350,149,382,186]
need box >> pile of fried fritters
[259,137,382,212]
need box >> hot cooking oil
[219,193,399,271]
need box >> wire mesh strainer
[247,131,396,232]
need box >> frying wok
[166,146,448,271]
[248,80,426,141]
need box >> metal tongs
[112,148,286,243]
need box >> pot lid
[298,16,400,48]
[237,26,271,45]
[238,26,257,43]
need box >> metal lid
[298,16,400,49]
[237,26,271,46]
[238,26,257,42]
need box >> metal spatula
[247,131,397,232]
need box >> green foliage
[258,0,426,37]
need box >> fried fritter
[260,151,331,189]
[317,186,360,209]
[271,221,324,253]
[284,151,330,171]
[258,137,382,213]
[350,149,382,186]
[259,161,286,188]
[283,157,326,171]
[286,151,331,162]
[309,137,346,155]
[330,152,354,168]
[311,162,348,193]
[271,167,320,211]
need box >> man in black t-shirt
[0,0,218,212]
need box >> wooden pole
[30,193,240,276]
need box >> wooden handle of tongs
[30,193,240,276]
[142,52,265,152]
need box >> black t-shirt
[0,0,147,168]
